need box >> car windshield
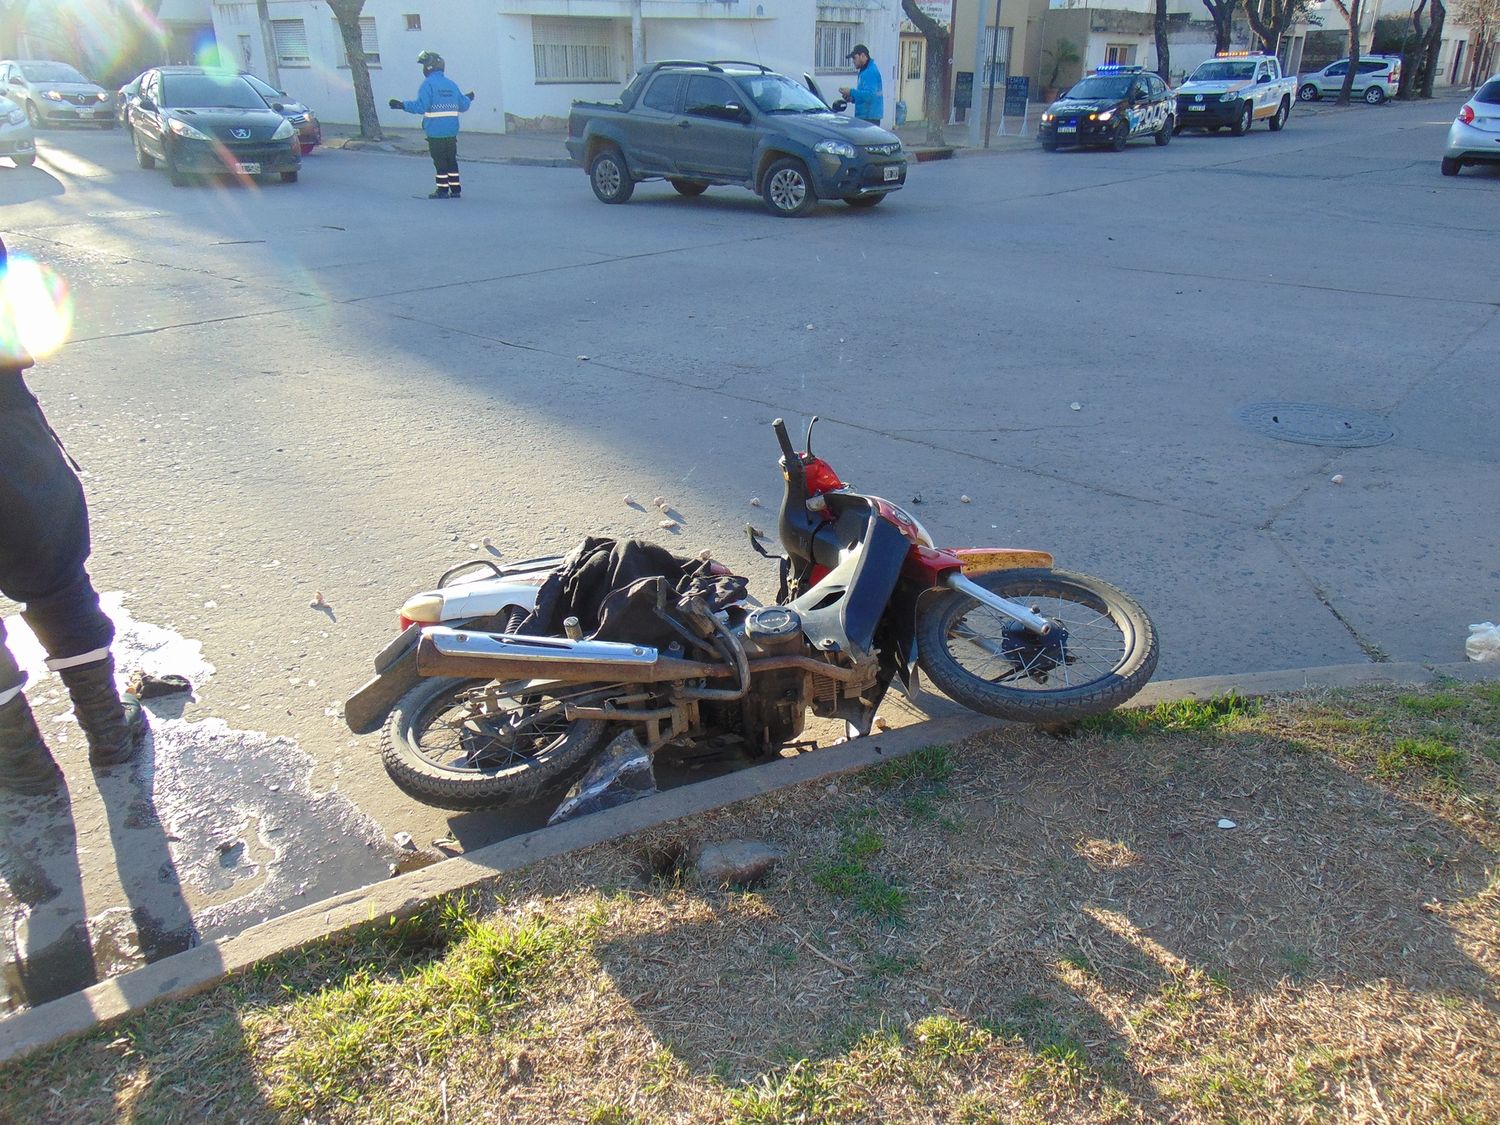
[240,74,280,99]
[1475,79,1500,104]
[161,74,268,109]
[1190,61,1256,81]
[1065,76,1132,100]
[737,73,830,114]
[20,62,90,84]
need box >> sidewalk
[321,110,1043,168]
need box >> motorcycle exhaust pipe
[414,627,730,684]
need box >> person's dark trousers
[427,135,461,197]
[0,375,115,685]
[1,372,142,769]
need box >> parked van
[1298,56,1402,105]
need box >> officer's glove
[387,98,402,110]
[465,91,476,101]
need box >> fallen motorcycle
[345,418,1159,812]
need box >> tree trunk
[1419,0,1445,95]
[1338,0,1362,103]
[0,1,28,59]
[328,0,383,141]
[1400,1,1428,97]
[1155,0,1172,83]
[1199,0,1236,55]
[901,0,952,146]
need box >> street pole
[982,0,1002,143]
[967,0,986,146]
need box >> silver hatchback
[1443,76,1500,176]
[0,93,36,166]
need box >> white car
[1442,75,1500,176]
[0,93,36,166]
[1297,56,1402,105]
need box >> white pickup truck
[1174,53,1296,135]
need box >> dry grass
[1,681,1497,1124]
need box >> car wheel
[1268,99,1289,131]
[1363,86,1386,105]
[1110,121,1130,151]
[761,157,816,217]
[168,160,189,187]
[1298,83,1319,102]
[1441,156,1462,176]
[132,128,156,169]
[281,170,299,183]
[844,194,883,208]
[1155,116,1172,145]
[668,178,708,197]
[588,148,633,204]
[14,152,36,167]
[1231,103,1253,136]
[25,101,42,128]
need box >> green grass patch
[812,860,909,921]
[259,907,576,1116]
[1397,691,1467,716]
[1082,692,1259,739]
[858,745,955,790]
[1375,737,1466,784]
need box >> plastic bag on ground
[547,729,658,825]
[1465,621,1500,663]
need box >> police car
[1038,65,1175,152]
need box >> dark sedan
[241,73,321,155]
[127,67,300,185]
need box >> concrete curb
[2,659,1495,1064]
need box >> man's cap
[847,44,870,59]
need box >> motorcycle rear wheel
[383,676,609,810]
[915,568,1157,723]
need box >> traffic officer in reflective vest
[389,51,474,198]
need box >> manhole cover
[1235,402,1394,448]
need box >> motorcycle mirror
[804,414,819,457]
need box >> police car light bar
[1215,51,1258,57]
[1092,64,1143,74]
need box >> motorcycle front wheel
[915,569,1158,723]
[382,676,609,810]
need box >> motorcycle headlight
[1097,109,1114,121]
[272,118,294,140]
[44,90,64,101]
[813,139,856,159]
[1219,92,1239,103]
[167,117,209,140]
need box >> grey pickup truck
[565,60,907,217]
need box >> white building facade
[209,0,903,131]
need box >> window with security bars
[815,22,859,71]
[271,19,309,67]
[905,40,922,80]
[532,18,618,83]
[333,17,381,67]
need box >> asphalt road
[1,96,1496,1006]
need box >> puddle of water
[1,596,394,1013]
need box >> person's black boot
[428,188,451,199]
[58,657,147,767]
[0,692,64,794]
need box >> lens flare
[0,255,74,362]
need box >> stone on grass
[694,840,784,888]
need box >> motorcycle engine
[713,606,811,755]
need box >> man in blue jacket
[389,51,474,198]
[839,44,884,125]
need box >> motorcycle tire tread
[382,676,608,810]
[914,568,1158,723]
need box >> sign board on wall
[900,0,952,31]
[954,70,973,109]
